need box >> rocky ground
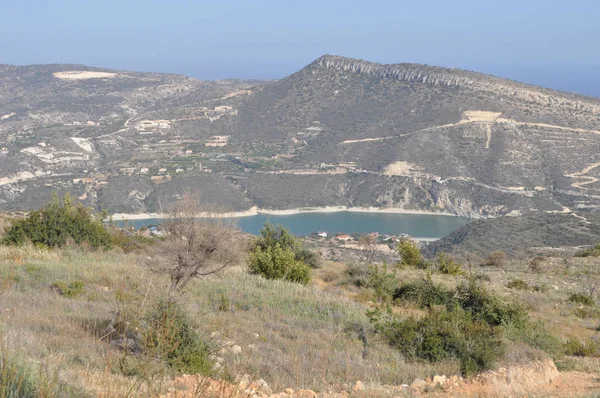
[162,358,599,397]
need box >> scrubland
[1,228,600,396]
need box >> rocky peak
[309,54,479,88]
[307,54,600,112]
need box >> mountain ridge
[308,54,600,101]
[2,55,600,219]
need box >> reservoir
[121,212,470,240]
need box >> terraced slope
[2,56,600,218]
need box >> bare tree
[148,192,245,298]
[358,234,378,265]
[582,270,600,299]
[461,252,482,278]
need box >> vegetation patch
[568,293,595,306]
[0,343,84,398]
[2,193,111,249]
[393,274,453,309]
[435,252,462,275]
[397,240,426,269]
[143,300,214,375]
[563,338,600,357]
[368,306,504,376]
[506,278,530,290]
[52,280,85,298]
[248,223,313,284]
[576,243,600,257]
[482,250,508,267]
[374,277,553,376]
[363,263,399,304]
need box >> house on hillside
[136,120,171,130]
[317,231,328,238]
[335,234,352,241]
[204,135,230,147]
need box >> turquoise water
[120,212,470,239]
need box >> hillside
[1,238,600,396]
[2,56,600,217]
[1,197,600,397]
[423,212,600,257]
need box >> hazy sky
[2,0,599,96]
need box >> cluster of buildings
[204,135,230,147]
[314,231,412,243]
[136,120,171,130]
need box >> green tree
[252,222,299,252]
[436,252,463,275]
[143,299,214,375]
[1,193,111,249]
[247,223,312,284]
[397,239,425,268]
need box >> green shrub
[503,320,562,356]
[573,307,600,319]
[454,279,527,327]
[380,275,554,374]
[0,352,47,398]
[374,276,560,377]
[248,224,312,284]
[393,274,453,309]
[366,262,399,304]
[248,243,311,284]
[369,306,504,376]
[144,300,214,375]
[436,252,462,275]
[295,247,322,269]
[217,290,230,312]
[52,280,86,298]
[0,344,84,397]
[397,240,425,268]
[532,284,549,293]
[482,250,508,267]
[344,262,370,287]
[506,278,530,290]
[563,338,600,357]
[568,293,595,306]
[252,223,299,253]
[2,193,111,249]
[107,227,153,253]
[576,243,600,257]
[396,277,526,327]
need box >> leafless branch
[147,191,245,298]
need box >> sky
[2,0,600,96]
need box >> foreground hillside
[1,239,600,396]
[2,56,600,217]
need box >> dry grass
[1,242,600,396]
[0,246,457,396]
[0,245,163,396]
[185,266,461,390]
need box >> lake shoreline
[111,206,461,221]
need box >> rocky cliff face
[309,55,600,117]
